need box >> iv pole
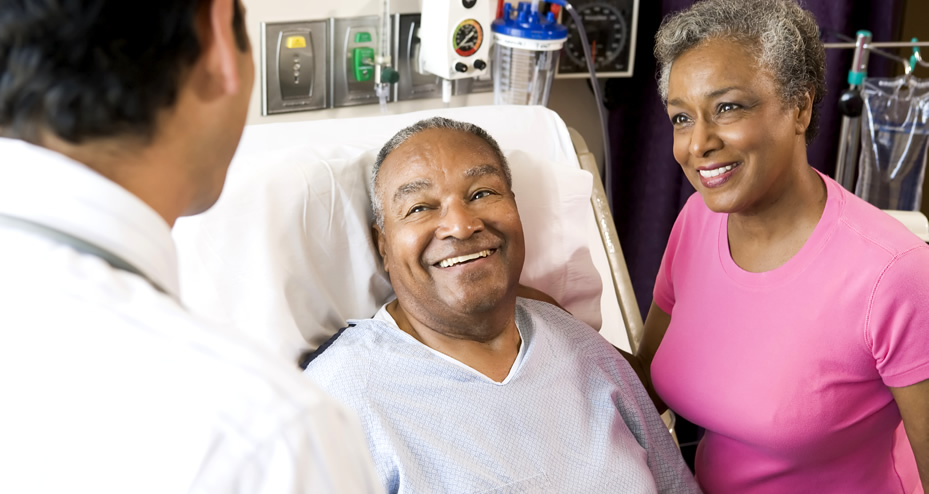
[825,33,929,191]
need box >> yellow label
[285,35,307,49]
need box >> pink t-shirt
[652,171,929,493]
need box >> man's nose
[436,201,484,239]
[689,118,723,158]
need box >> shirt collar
[0,137,181,299]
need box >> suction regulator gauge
[556,0,637,78]
[564,3,627,67]
[453,19,484,57]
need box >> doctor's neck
[39,129,200,228]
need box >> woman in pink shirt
[622,0,929,492]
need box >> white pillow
[173,107,602,361]
[508,150,601,331]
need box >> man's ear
[373,223,389,273]
[795,89,814,136]
[194,0,245,99]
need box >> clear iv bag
[855,76,929,211]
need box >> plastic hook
[911,38,923,71]
[910,38,920,72]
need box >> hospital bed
[172,105,643,363]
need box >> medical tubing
[375,0,392,113]
[548,0,614,208]
[442,78,453,107]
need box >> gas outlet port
[395,13,443,101]
[332,16,390,108]
[261,20,329,115]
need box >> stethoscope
[0,213,167,295]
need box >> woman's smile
[698,162,742,188]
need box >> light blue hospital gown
[305,297,700,493]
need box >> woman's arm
[618,301,672,413]
[890,379,929,491]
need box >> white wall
[241,0,605,168]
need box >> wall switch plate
[395,14,443,101]
[261,20,329,115]
[332,16,388,108]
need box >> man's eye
[471,190,494,200]
[406,205,428,216]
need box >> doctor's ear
[372,223,389,272]
[192,0,247,99]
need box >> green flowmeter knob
[380,67,399,84]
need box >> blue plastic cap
[847,71,865,86]
[491,1,567,41]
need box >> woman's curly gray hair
[370,117,511,230]
[654,0,826,143]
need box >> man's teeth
[699,163,737,178]
[438,250,491,268]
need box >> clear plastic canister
[492,36,563,106]
[491,3,567,107]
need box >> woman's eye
[718,102,740,113]
[670,113,690,126]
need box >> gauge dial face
[564,4,628,68]
[453,19,483,57]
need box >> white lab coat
[0,138,381,493]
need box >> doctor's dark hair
[654,0,826,144]
[370,117,511,230]
[0,0,249,144]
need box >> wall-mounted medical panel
[261,20,329,115]
[394,14,443,101]
[332,16,389,108]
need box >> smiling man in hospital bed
[303,117,700,493]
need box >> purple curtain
[605,0,905,319]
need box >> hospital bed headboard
[172,105,641,362]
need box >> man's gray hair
[370,117,511,230]
[654,0,825,143]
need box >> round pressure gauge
[453,19,483,57]
[563,3,628,68]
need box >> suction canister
[491,2,567,106]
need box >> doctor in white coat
[0,0,380,492]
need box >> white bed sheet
[173,105,622,360]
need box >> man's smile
[436,249,495,268]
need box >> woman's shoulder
[829,180,928,257]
